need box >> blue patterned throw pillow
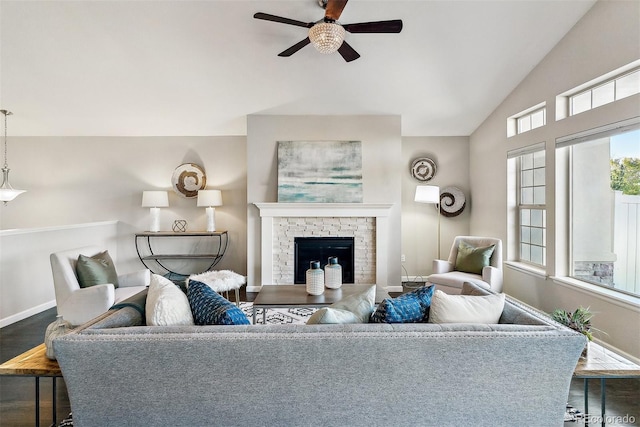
[187,280,250,325]
[370,285,435,323]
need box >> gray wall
[469,0,640,359]
[401,136,471,277]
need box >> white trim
[254,203,393,286]
[506,141,546,159]
[254,203,393,218]
[0,220,118,236]
[555,116,640,147]
[0,300,56,328]
[551,276,640,312]
[504,261,548,280]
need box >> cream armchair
[427,236,503,294]
[50,245,150,325]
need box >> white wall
[246,115,402,288]
[0,221,119,326]
[401,137,470,278]
[0,136,248,324]
[469,0,640,359]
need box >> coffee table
[252,284,390,324]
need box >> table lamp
[197,190,223,232]
[415,185,441,259]
[141,191,169,232]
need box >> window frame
[516,150,546,267]
[555,119,640,298]
[507,142,547,270]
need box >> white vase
[324,256,342,289]
[44,315,71,360]
[306,260,324,295]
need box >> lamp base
[149,207,161,232]
[206,207,217,232]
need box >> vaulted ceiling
[0,0,596,137]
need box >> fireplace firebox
[294,237,354,284]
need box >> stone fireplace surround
[254,203,394,290]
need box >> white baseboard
[0,300,56,328]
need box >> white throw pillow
[428,289,505,324]
[146,274,194,326]
[307,285,376,324]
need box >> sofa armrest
[118,269,151,288]
[482,266,503,292]
[432,259,454,274]
[59,284,116,326]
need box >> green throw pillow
[76,251,119,289]
[454,241,495,275]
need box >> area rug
[238,301,316,324]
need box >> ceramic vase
[306,260,324,295]
[44,315,71,360]
[324,256,342,289]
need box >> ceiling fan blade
[343,19,403,33]
[325,0,349,21]
[278,38,311,57]
[337,41,360,62]
[253,12,314,28]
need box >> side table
[0,343,63,427]
[573,341,640,426]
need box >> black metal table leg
[52,376,57,426]
[601,378,606,427]
[35,377,40,427]
[584,378,590,425]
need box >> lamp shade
[415,185,440,204]
[141,191,169,208]
[197,190,223,207]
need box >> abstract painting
[277,140,363,203]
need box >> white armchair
[50,245,150,325]
[427,236,503,294]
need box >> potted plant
[551,306,599,356]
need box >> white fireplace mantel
[254,203,394,289]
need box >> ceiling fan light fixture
[308,22,345,54]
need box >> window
[557,123,640,297]
[557,61,640,120]
[570,69,640,116]
[507,104,546,137]
[507,143,546,267]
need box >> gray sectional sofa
[54,282,585,427]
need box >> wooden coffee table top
[253,284,389,308]
[0,343,62,377]
[574,341,640,378]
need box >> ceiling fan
[254,0,403,62]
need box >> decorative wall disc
[440,186,466,217]
[410,157,437,182]
[171,163,206,198]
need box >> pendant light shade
[0,110,26,205]
[308,21,345,54]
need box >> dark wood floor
[1,289,638,426]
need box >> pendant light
[0,110,26,205]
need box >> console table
[135,231,228,278]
